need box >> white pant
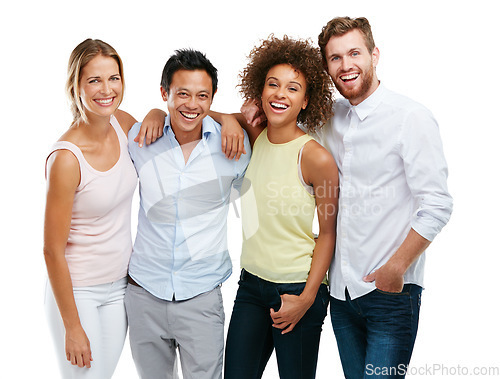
[45,278,128,379]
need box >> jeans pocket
[318,284,330,308]
[271,283,305,312]
[216,286,225,321]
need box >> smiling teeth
[271,102,288,109]
[180,111,198,119]
[341,74,359,81]
[95,98,113,104]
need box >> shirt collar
[349,82,385,121]
[163,114,217,139]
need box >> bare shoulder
[46,149,80,190]
[45,149,80,223]
[301,139,338,185]
[302,140,336,169]
[114,109,138,134]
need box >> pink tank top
[46,115,137,286]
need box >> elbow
[414,192,454,235]
[43,244,64,264]
[43,245,55,263]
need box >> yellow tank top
[240,129,316,283]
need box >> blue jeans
[224,270,329,379]
[330,284,422,379]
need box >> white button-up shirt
[319,84,453,300]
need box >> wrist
[386,257,408,277]
[63,315,83,332]
[220,113,235,124]
[299,290,316,308]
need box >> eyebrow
[329,47,362,59]
[86,73,120,80]
[266,76,303,88]
[177,87,211,95]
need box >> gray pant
[124,284,225,379]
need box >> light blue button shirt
[128,115,251,301]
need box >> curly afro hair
[239,35,334,133]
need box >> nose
[101,80,112,95]
[341,56,352,72]
[276,85,286,98]
[186,96,197,109]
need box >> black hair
[160,49,218,95]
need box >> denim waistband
[240,268,313,287]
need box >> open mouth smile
[94,97,115,106]
[340,73,360,82]
[180,111,199,120]
[270,102,289,111]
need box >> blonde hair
[66,39,124,124]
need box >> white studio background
[1,0,498,377]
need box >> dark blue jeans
[330,284,422,379]
[224,269,329,379]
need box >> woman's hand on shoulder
[134,108,167,147]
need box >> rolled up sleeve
[399,106,453,241]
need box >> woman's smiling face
[79,54,123,120]
[261,64,308,129]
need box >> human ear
[160,86,168,101]
[302,96,309,110]
[371,47,380,68]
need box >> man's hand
[363,261,404,293]
[241,99,266,128]
[220,114,246,160]
[364,229,431,293]
[134,108,166,147]
[270,294,314,334]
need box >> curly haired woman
[224,35,339,379]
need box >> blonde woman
[43,39,162,378]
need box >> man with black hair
[125,49,250,379]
